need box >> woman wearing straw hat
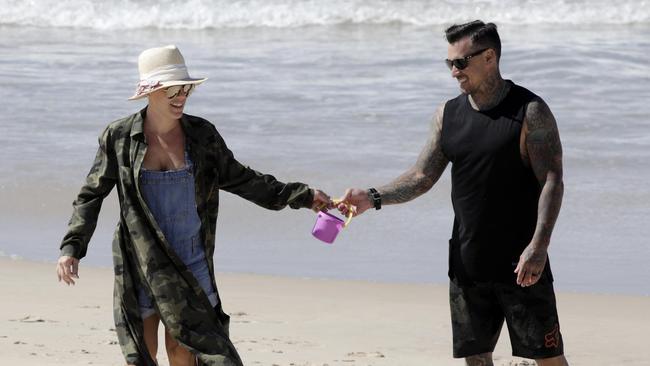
[55,45,332,366]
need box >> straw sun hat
[128,45,207,100]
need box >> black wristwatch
[367,188,382,210]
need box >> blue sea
[1,0,649,295]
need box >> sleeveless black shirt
[441,81,552,285]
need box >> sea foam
[1,0,648,29]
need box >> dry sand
[1,257,648,365]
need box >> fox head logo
[544,323,560,348]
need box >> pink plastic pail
[311,211,346,244]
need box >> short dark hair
[445,20,501,61]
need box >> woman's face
[147,85,192,121]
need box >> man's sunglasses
[164,84,195,99]
[445,48,489,71]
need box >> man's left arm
[515,97,564,287]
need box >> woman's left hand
[311,189,334,212]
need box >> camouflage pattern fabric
[60,108,313,365]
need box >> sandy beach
[2,0,650,364]
[0,257,648,365]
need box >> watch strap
[368,188,382,210]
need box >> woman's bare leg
[142,313,161,364]
[165,329,196,366]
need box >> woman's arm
[58,127,118,284]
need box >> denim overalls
[136,151,218,318]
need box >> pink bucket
[311,205,353,244]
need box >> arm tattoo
[379,103,449,205]
[525,98,564,247]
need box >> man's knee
[465,352,494,366]
[536,355,569,366]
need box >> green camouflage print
[60,108,313,366]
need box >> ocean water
[1,0,649,296]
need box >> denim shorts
[137,237,219,319]
[137,157,218,318]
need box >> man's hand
[311,189,334,212]
[57,256,80,286]
[514,243,548,287]
[337,188,373,217]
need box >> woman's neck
[145,106,180,135]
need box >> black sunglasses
[445,48,489,70]
[164,84,195,99]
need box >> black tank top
[441,81,552,285]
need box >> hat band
[140,64,190,84]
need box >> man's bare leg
[466,352,494,366]
[536,355,569,366]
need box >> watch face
[368,188,381,209]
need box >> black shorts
[449,279,564,359]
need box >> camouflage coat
[60,108,313,366]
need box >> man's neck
[468,75,509,111]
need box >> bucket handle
[331,199,353,228]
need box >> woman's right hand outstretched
[57,256,80,285]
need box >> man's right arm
[378,102,449,205]
[340,103,449,215]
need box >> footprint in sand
[231,312,256,324]
[346,351,385,358]
[10,315,57,323]
[284,339,317,347]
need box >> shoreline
[2,257,650,365]
[2,181,648,298]
[2,253,647,298]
